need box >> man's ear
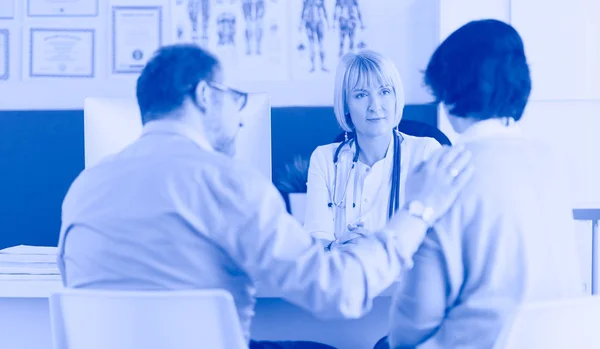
[193,80,209,111]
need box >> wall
[519,100,600,293]
[439,0,600,294]
[0,0,441,109]
[0,111,83,248]
[0,0,170,110]
[511,0,600,101]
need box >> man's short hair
[424,19,531,121]
[136,44,220,124]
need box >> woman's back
[388,125,583,348]
[456,136,582,302]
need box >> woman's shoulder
[399,132,442,160]
[307,142,345,176]
[310,142,344,161]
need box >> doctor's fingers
[347,221,364,229]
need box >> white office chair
[49,288,247,349]
[501,296,600,349]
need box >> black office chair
[333,119,452,146]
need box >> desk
[573,208,600,295]
[0,279,394,349]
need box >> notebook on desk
[0,274,62,281]
[0,247,57,263]
[0,245,57,255]
[0,245,60,279]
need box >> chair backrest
[399,120,452,146]
[500,296,600,349]
[333,120,452,146]
[49,288,247,349]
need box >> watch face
[408,201,434,225]
[422,207,435,223]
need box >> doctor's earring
[344,131,348,142]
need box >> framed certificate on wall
[28,28,95,78]
[27,0,98,17]
[0,29,8,80]
[111,6,162,74]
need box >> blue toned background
[0,105,437,249]
[1,0,597,294]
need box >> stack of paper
[0,245,61,281]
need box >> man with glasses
[57,44,473,348]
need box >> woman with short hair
[303,50,442,249]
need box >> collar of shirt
[142,119,215,152]
[454,117,524,145]
[351,131,403,169]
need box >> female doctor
[304,50,442,249]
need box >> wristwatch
[406,200,435,227]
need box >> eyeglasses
[206,81,248,111]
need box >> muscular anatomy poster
[292,0,366,76]
[169,0,437,103]
[290,0,437,104]
[171,0,289,82]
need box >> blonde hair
[333,50,405,132]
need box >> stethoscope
[328,135,361,210]
[328,130,403,220]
